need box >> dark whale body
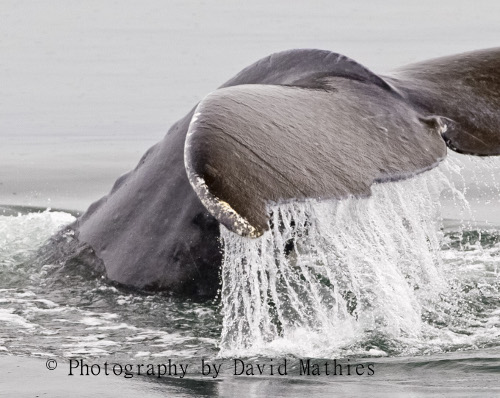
[46,48,500,297]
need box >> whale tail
[388,48,500,156]
[69,48,500,295]
[185,48,500,237]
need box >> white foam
[0,308,37,329]
[0,210,75,267]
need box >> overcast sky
[1,0,499,139]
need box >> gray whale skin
[49,48,500,297]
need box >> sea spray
[0,163,498,361]
[219,163,489,357]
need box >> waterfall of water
[219,159,499,358]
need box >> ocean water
[2,0,500,396]
[1,157,500,396]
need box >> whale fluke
[388,48,500,156]
[185,82,446,237]
[185,48,500,237]
[48,48,500,296]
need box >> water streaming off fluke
[219,162,500,358]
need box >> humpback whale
[46,48,500,297]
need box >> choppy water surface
[0,210,221,361]
[0,159,499,388]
